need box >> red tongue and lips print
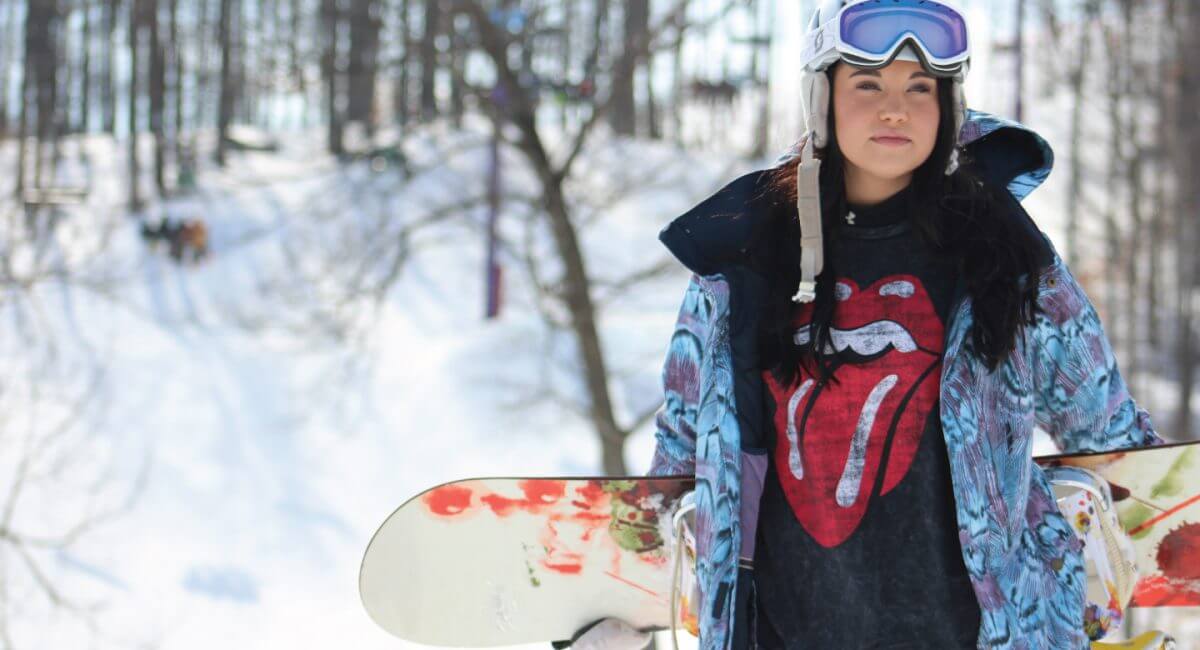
[764,274,944,548]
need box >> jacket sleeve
[1031,248,1165,453]
[647,274,711,477]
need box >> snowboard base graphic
[359,477,693,647]
[1034,440,1200,608]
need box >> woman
[570,1,1162,648]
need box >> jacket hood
[658,108,1055,276]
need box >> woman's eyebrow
[849,69,936,80]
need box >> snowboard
[359,442,1200,647]
[1034,439,1200,607]
[359,477,694,647]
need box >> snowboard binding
[662,489,700,650]
[1045,465,1177,649]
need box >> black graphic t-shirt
[752,184,982,648]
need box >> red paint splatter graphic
[536,483,615,576]
[1129,522,1200,607]
[480,480,567,516]
[418,479,686,589]
[1157,522,1200,581]
[574,481,606,508]
[423,485,474,515]
[1133,575,1200,607]
[422,480,570,518]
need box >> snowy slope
[1,119,735,649]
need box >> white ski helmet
[787,0,972,303]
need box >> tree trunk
[261,0,276,128]
[529,147,627,475]
[448,14,465,128]
[234,1,249,124]
[149,0,167,193]
[195,0,211,130]
[670,0,686,144]
[170,0,182,157]
[747,0,772,157]
[419,0,440,121]
[80,0,92,132]
[1064,2,1097,270]
[1175,0,1200,439]
[609,0,646,136]
[346,0,382,135]
[15,9,31,196]
[290,0,305,128]
[215,0,234,165]
[585,0,609,81]
[1120,0,1142,390]
[559,0,572,132]
[394,0,410,128]
[128,0,143,209]
[644,50,660,139]
[1148,0,1174,353]
[0,0,16,137]
[103,0,117,134]
[29,0,59,150]
[1101,21,1122,351]
[321,0,343,154]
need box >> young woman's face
[831,59,940,200]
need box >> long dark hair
[754,63,1046,388]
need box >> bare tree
[78,0,93,133]
[446,0,717,474]
[320,0,344,154]
[215,0,236,165]
[392,0,413,128]
[1174,0,1200,439]
[608,0,647,136]
[16,0,64,199]
[149,0,167,193]
[128,0,144,209]
[102,0,117,134]
[418,0,441,122]
[0,249,146,645]
[1063,0,1099,270]
[0,0,17,137]
[346,0,383,135]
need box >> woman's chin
[852,163,920,181]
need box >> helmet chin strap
[791,134,824,304]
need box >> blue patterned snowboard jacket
[647,109,1164,650]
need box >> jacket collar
[658,108,1055,276]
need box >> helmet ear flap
[801,71,831,149]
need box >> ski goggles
[801,0,970,77]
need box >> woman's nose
[879,95,908,122]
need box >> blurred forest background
[1,0,1199,647]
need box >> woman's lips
[872,136,911,146]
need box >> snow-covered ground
[0,118,740,649]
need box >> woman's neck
[844,166,913,206]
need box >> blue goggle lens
[840,0,968,61]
